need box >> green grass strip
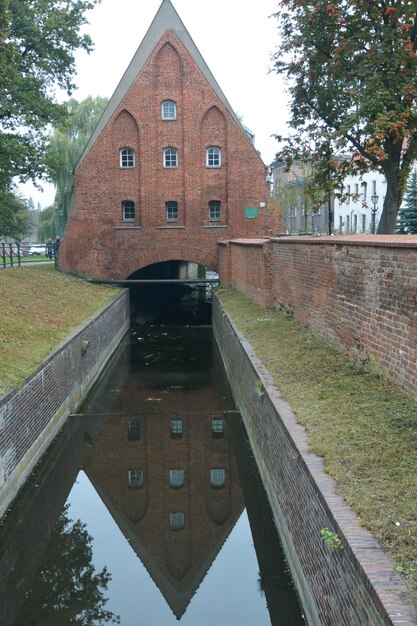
[0,265,119,396]
[217,288,417,601]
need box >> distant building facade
[270,160,385,235]
[333,170,386,234]
[270,161,330,235]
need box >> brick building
[59,0,274,280]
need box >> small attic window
[120,148,135,168]
[162,100,177,120]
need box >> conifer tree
[396,170,417,234]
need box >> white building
[333,170,386,234]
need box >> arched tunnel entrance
[127,260,218,326]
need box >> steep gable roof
[77,0,248,170]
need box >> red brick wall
[223,235,417,397]
[222,239,273,307]
[213,297,416,626]
[0,291,130,518]
[59,30,274,279]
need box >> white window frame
[206,146,221,168]
[169,469,185,488]
[166,201,179,222]
[170,512,184,530]
[210,468,226,488]
[208,200,221,222]
[128,419,141,440]
[212,418,224,437]
[170,419,183,438]
[161,100,177,120]
[128,469,144,488]
[163,147,178,168]
[122,200,135,221]
[120,148,135,168]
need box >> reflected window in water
[211,418,224,438]
[128,419,141,440]
[210,468,226,488]
[170,419,183,438]
[170,511,185,530]
[169,469,185,488]
[128,469,144,488]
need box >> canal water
[0,284,305,626]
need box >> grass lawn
[0,265,119,396]
[217,288,417,602]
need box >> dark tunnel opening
[127,260,218,326]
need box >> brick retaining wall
[0,290,130,518]
[213,295,416,626]
[218,235,417,397]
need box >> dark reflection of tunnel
[127,260,217,326]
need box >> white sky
[21,0,288,207]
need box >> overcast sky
[22,0,288,207]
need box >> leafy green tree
[15,505,119,626]
[273,1,417,233]
[38,205,57,242]
[0,0,98,190]
[0,189,33,241]
[47,96,108,233]
[396,169,417,234]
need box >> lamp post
[370,194,379,234]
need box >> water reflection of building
[83,412,244,619]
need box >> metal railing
[1,243,22,268]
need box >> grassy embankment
[217,288,417,602]
[0,265,119,396]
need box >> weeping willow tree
[38,205,56,242]
[46,96,107,235]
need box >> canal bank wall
[0,290,130,519]
[213,295,415,626]
[218,236,417,397]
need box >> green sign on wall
[244,206,259,219]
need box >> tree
[38,205,57,242]
[273,1,417,233]
[0,189,33,241]
[15,505,120,626]
[396,169,417,234]
[0,0,98,190]
[46,96,108,234]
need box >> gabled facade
[59,0,273,279]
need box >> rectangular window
[209,200,221,222]
[354,183,359,197]
[128,419,141,441]
[361,214,366,233]
[361,182,367,201]
[346,214,350,233]
[212,418,224,438]
[163,147,178,168]
[120,148,135,168]
[166,201,178,222]
[353,214,358,233]
[128,469,144,488]
[170,419,183,438]
[210,468,226,488]
[162,100,176,120]
[169,469,185,488]
[122,200,135,221]
[170,512,184,530]
[346,184,351,204]
[372,180,377,195]
[206,147,221,167]
[339,216,343,232]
